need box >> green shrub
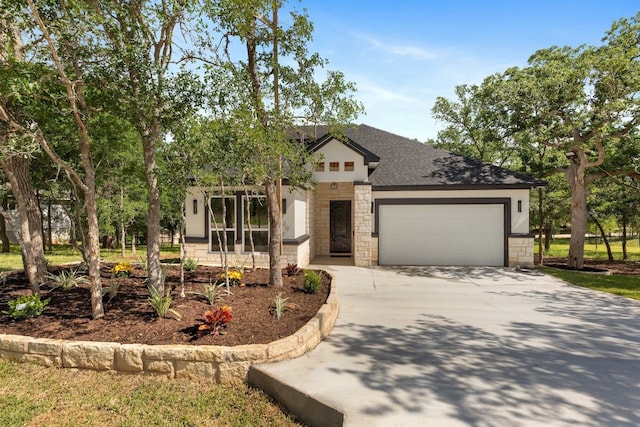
[47,268,89,291]
[303,270,322,294]
[148,286,181,319]
[184,257,198,272]
[189,280,225,306]
[3,294,50,320]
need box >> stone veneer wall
[314,182,354,257]
[353,184,371,267]
[508,236,534,267]
[371,236,379,265]
[0,275,338,382]
[184,241,310,269]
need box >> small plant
[198,305,233,337]
[3,294,50,320]
[184,257,198,272]
[189,280,226,306]
[47,268,90,291]
[273,292,289,320]
[303,269,322,294]
[285,263,300,277]
[220,269,244,286]
[147,286,181,319]
[137,256,147,270]
[111,261,134,278]
[102,277,120,303]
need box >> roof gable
[307,132,380,165]
[305,124,543,189]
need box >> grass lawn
[0,359,300,427]
[539,266,640,300]
[539,236,640,261]
[0,244,180,272]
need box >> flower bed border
[0,272,338,383]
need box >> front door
[330,200,351,254]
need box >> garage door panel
[378,204,504,266]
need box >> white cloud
[357,33,440,61]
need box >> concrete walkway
[249,265,640,426]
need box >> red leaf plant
[198,305,233,337]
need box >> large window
[210,196,235,251]
[243,196,269,252]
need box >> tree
[206,0,362,286]
[0,9,52,292]
[432,13,640,269]
[89,0,195,293]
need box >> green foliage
[184,257,198,272]
[189,280,226,306]
[272,292,289,320]
[303,270,322,294]
[147,286,181,319]
[47,267,90,291]
[3,294,50,320]
[102,276,121,303]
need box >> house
[184,124,541,268]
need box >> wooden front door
[330,200,351,254]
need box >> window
[243,196,269,252]
[329,162,339,171]
[210,196,235,251]
[193,199,198,215]
[344,161,354,171]
[315,162,325,172]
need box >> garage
[377,201,507,266]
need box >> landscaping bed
[0,264,330,347]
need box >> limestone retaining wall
[0,274,338,383]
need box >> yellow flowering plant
[220,269,243,285]
[111,261,133,278]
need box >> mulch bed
[0,264,330,347]
[540,258,640,275]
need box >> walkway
[250,265,640,426]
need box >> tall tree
[90,0,192,293]
[0,9,50,292]
[206,0,362,286]
[433,13,640,269]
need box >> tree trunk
[0,197,10,252]
[179,200,186,298]
[622,214,628,260]
[143,134,163,293]
[566,160,587,270]
[537,187,543,265]
[46,198,53,252]
[120,187,126,257]
[265,176,283,287]
[590,213,613,262]
[544,224,552,251]
[2,155,47,293]
[84,182,104,319]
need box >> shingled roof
[305,124,543,190]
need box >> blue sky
[295,1,639,141]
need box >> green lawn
[539,236,640,261]
[0,359,301,427]
[0,243,180,272]
[538,266,640,300]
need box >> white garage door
[378,203,505,266]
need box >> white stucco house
[184,124,541,268]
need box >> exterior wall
[307,191,316,261]
[371,236,379,265]
[184,241,310,269]
[312,139,368,183]
[353,184,372,267]
[185,187,206,238]
[314,182,354,257]
[508,236,535,267]
[281,187,307,240]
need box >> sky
[292,0,640,142]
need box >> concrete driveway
[250,265,640,427]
